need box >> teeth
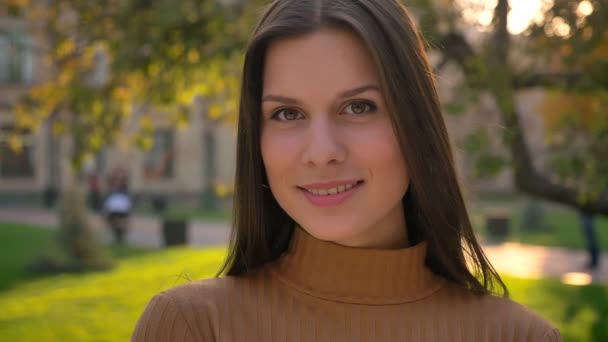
[306,182,358,196]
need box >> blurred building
[0,8,548,208]
[0,12,236,208]
[0,13,42,205]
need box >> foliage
[4,0,263,168]
[414,0,608,212]
[540,90,608,201]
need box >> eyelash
[270,100,378,121]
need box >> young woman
[133,0,561,340]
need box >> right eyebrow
[261,94,300,105]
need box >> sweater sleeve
[541,328,562,342]
[132,293,198,342]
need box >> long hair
[218,0,508,297]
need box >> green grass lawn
[0,223,56,291]
[503,275,608,341]
[1,222,607,341]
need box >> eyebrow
[262,84,381,105]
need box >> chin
[299,222,363,245]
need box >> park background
[1,0,607,340]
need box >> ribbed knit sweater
[132,228,561,341]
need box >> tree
[1,0,264,269]
[5,0,262,169]
[412,0,608,214]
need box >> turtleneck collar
[269,227,445,305]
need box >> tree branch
[434,1,608,216]
[509,119,608,214]
[434,33,588,90]
[435,32,475,74]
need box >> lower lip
[299,182,363,207]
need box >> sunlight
[561,272,593,286]
[456,0,555,35]
[508,0,542,34]
[577,1,594,17]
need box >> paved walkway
[1,208,606,284]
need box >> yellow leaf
[139,116,154,131]
[174,113,189,130]
[87,133,102,150]
[92,100,103,114]
[139,136,153,150]
[112,86,130,101]
[121,103,132,117]
[187,50,200,64]
[168,43,185,59]
[215,183,229,198]
[8,134,23,153]
[148,63,161,77]
[7,0,30,8]
[58,68,74,85]
[208,104,223,120]
[56,39,76,58]
[53,122,65,135]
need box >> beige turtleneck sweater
[132,228,561,341]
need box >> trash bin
[485,207,510,241]
[162,219,188,247]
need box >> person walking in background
[103,169,132,244]
[580,209,600,270]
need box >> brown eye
[344,101,377,115]
[272,108,303,121]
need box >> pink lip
[298,181,364,207]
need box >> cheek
[351,123,408,184]
[261,129,299,183]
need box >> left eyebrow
[338,84,381,99]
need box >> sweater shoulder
[133,273,266,342]
[163,275,241,302]
[437,283,561,341]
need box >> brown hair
[219,0,508,297]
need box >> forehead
[262,28,380,96]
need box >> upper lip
[298,179,363,190]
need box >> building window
[143,129,174,179]
[0,126,35,178]
[0,28,35,84]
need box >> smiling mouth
[298,180,364,196]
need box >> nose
[300,116,346,167]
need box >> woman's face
[261,28,410,249]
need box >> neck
[269,227,445,304]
